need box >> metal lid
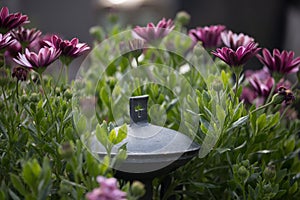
[90,95,200,173]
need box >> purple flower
[0,7,29,33]
[246,67,274,97]
[221,30,255,50]
[212,42,260,67]
[241,67,274,106]
[257,48,300,74]
[133,18,174,45]
[13,47,61,73]
[44,35,90,65]
[86,176,126,200]
[11,27,42,47]
[189,25,226,49]
[0,33,16,51]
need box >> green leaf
[100,155,110,174]
[216,104,225,127]
[10,174,26,196]
[22,159,41,189]
[256,113,266,134]
[115,124,127,144]
[267,112,280,128]
[221,70,229,88]
[100,87,110,106]
[77,115,87,133]
[95,123,108,148]
[229,115,249,131]
[233,141,247,151]
[108,129,117,144]
[216,148,231,154]
[8,189,21,200]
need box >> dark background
[1,0,300,70]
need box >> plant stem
[65,64,70,84]
[250,101,274,114]
[55,62,64,88]
[38,73,54,121]
[232,66,243,105]
[1,85,9,110]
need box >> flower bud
[58,141,74,159]
[12,67,28,81]
[176,11,191,26]
[263,165,276,181]
[271,86,295,105]
[238,166,249,179]
[30,93,39,103]
[64,89,72,100]
[20,94,29,104]
[241,160,250,168]
[131,181,145,197]
[55,87,61,95]
[212,79,223,92]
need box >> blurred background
[1,0,300,68]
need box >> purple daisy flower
[44,35,90,65]
[11,27,42,47]
[246,67,274,97]
[86,176,126,200]
[189,25,226,49]
[0,33,16,51]
[257,48,300,74]
[133,18,175,45]
[212,42,260,67]
[13,47,61,73]
[221,30,255,50]
[0,7,29,33]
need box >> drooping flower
[0,7,29,33]
[189,25,226,49]
[0,33,16,51]
[221,30,255,50]
[12,66,28,81]
[212,42,260,67]
[44,35,90,65]
[86,176,126,200]
[13,47,61,73]
[272,86,295,105]
[11,27,42,47]
[133,18,174,45]
[257,48,300,74]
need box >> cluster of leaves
[0,67,144,199]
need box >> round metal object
[90,95,200,199]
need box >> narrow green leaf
[10,174,26,196]
[8,189,21,200]
[256,113,266,134]
[229,115,249,131]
